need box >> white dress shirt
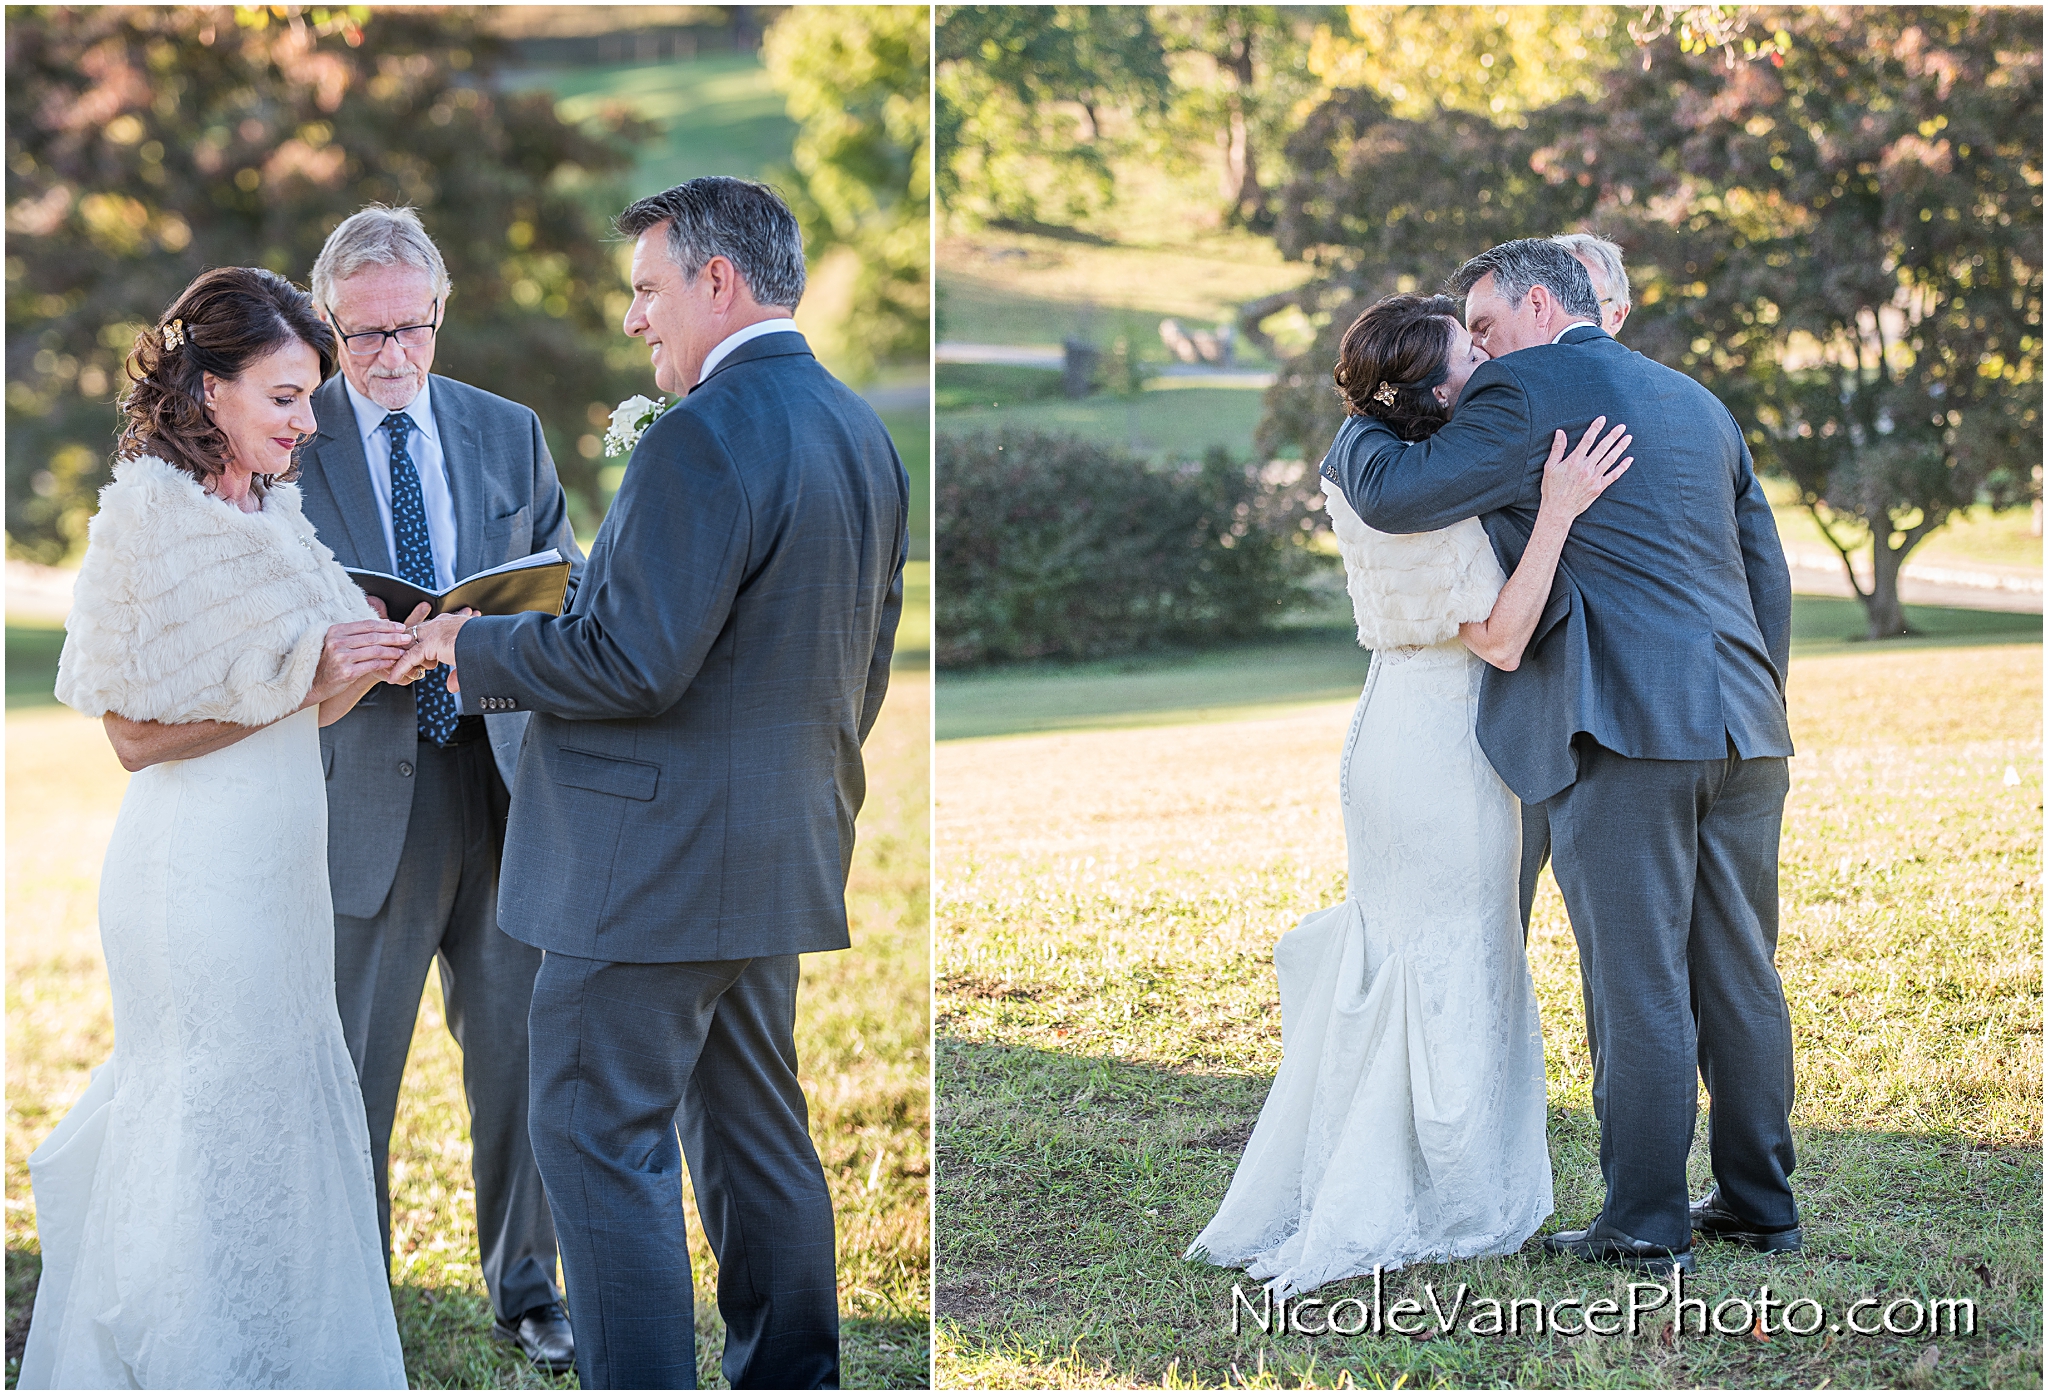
[696,317,799,385]
[1552,320,1601,344]
[342,374,458,591]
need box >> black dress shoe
[1543,1218,1695,1273]
[493,1300,575,1373]
[1691,1191,1803,1252]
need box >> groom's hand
[411,608,479,690]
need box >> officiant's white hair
[310,205,452,306]
[616,178,806,312]
[1550,232,1631,313]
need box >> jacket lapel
[430,376,487,583]
[308,376,390,571]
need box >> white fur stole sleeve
[1321,476,1505,649]
[55,455,374,725]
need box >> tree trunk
[1863,539,1910,638]
[1222,22,1261,224]
[1221,105,1257,214]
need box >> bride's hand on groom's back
[1539,415,1633,523]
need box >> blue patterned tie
[383,412,459,745]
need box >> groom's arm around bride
[416,177,909,1390]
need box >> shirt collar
[342,372,437,446]
[697,317,800,386]
[1552,320,1604,345]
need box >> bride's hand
[309,618,414,705]
[1538,415,1633,523]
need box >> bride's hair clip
[1372,380,1398,407]
[160,318,186,351]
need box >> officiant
[295,204,585,1371]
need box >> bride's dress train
[1188,486,1552,1299]
[22,709,406,1389]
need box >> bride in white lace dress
[20,269,426,1389]
[1188,293,1632,1299]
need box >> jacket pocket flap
[555,747,659,801]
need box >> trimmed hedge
[936,428,1320,667]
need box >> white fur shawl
[1321,476,1504,649]
[55,454,373,725]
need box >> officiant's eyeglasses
[328,300,440,357]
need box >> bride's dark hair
[116,266,335,494]
[1333,293,1459,441]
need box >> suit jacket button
[398,760,414,777]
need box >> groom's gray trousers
[1545,738,1798,1252]
[528,950,840,1391]
[332,728,562,1321]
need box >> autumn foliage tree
[1576,8,2042,637]
[6,4,651,561]
[1260,6,2040,638]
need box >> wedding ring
[409,625,420,641]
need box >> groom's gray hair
[310,205,451,306]
[1446,238,1600,319]
[616,178,806,311]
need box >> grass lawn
[933,640,2041,1388]
[939,234,1306,363]
[5,675,931,1389]
[938,380,1274,465]
[1764,481,2042,576]
[934,595,2045,742]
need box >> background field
[933,634,2042,1389]
[935,596,2043,742]
[5,665,931,1390]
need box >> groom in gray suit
[296,206,583,1367]
[412,178,908,1388]
[1326,238,1800,1272]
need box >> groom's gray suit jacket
[452,329,909,963]
[296,373,586,917]
[1324,322,1793,801]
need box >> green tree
[1149,5,1329,229]
[936,5,1171,226]
[1307,4,1628,124]
[763,5,930,384]
[6,3,651,562]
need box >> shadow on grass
[5,1247,34,1387]
[5,1248,928,1391]
[984,217,1118,247]
[935,1034,2042,1389]
[936,597,2045,742]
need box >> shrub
[936,428,1319,666]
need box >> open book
[345,550,571,619]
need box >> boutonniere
[603,394,672,457]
